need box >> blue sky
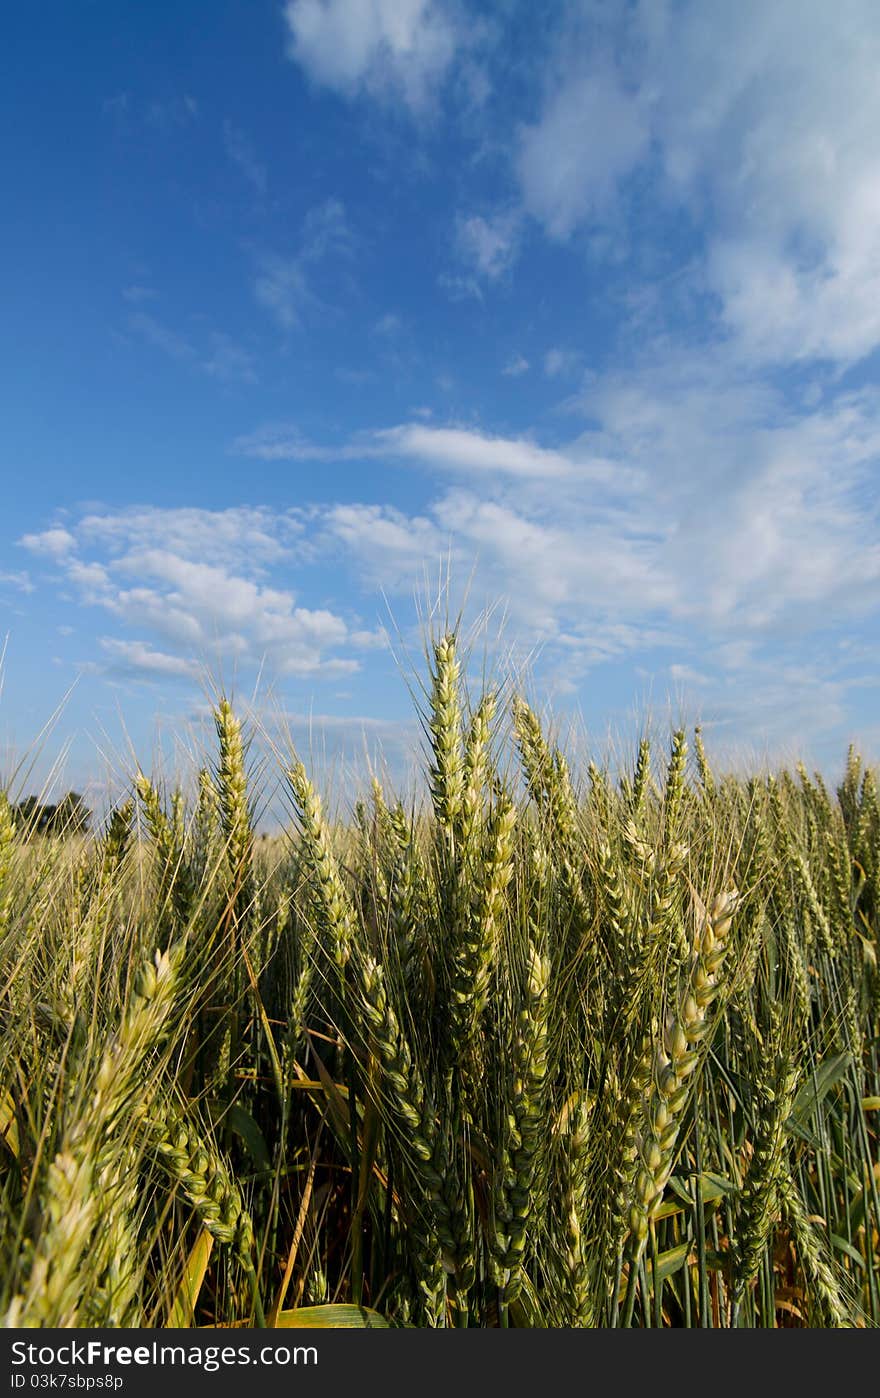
[3,0,880,809]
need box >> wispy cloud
[517,62,649,240]
[544,348,580,379]
[234,420,627,484]
[253,198,353,329]
[12,0,880,779]
[201,332,258,384]
[455,210,521,283]
[301,198,354,262]
[374,312,403,336]
[74,506,302,567]
[121,285,157,304]
[102,92,129,118]
[232,425,367,462]
[127,312,195,364]
[278,355,880,722]
[0,570,33,594]
[100,638,200,680]
[502,355,529,377]
[322,502,445,586]
[223,120,268,194]
[253,255,313,331]
[19,344,880,758]
[125,313,257,382]
[144,95,199,131]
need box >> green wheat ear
[214,698,254,915]
[729,1024,798,1320]
[288,759,354,969]
[429,631,465,840]
[626,886,739,1261]
[0,791,16,935]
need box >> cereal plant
[1,632,877,1327]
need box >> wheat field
[1,631,878,1328]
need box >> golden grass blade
[0,1087,19,1162]
[275,1304,388,1328]
[167,1229,214,1328]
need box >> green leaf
[616,1244,692,1304]
[788,1053,852,1132]
[830,1233,866,1271]
[275,1304,389,1329]
[226,1104,271,1175]
[307,1039,354,1143]
[646,1242,691,1285]
[662,1172,733,1215]
[208,1102,271,1175]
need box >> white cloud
[517,64,649,240]
[235,420,627,484]
[674,655,857,771]
[376,424,578,479]
[21,349,880,762]
[20,527,77,558]
[77,507,302,568]
[456,211,521,281]
[232,363,880,663]
[669,663,711,688]
[284,0,461,111]
[289,348,880,726]
[659,0,880,365]
[67,560,113,599]
[20,507,372,685]
[101,638,200,680]
[573,358,880,631]
[434,487,673,630]
[323,503,445,585]
[515,0,880,367]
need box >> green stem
[621,1252,640,1328]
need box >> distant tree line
[12,792,90,835]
